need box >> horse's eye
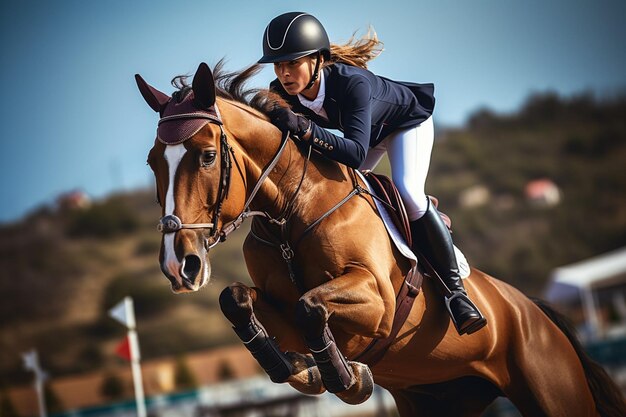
[200,150,217,167]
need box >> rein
[206,129,295,249]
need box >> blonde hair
[326,27,384,69]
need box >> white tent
[545,247,626,340]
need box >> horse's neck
[219,99,307,216]
[218,99,357,225]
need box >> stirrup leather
[444,292,487,335]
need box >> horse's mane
[171,59,289,115]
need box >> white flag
[22,350,38,371]
[108,297,136,329]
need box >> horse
[135,62,625,417]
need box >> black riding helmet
[259,12,330,90]
[259,12,330,63]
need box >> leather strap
[352,266,423,367]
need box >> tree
[100,373,125,400]
[217,359,236,382]
[174,356,196,389]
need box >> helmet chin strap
[303,52,321,90]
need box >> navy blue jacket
[270,63,435,168]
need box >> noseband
[157,105,291,249]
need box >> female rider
[260,12,486,336]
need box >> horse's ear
[192,62,216,109]
[135,74,170,113]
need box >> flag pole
[109,297,147,417]
[21,350,47,417]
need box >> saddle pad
[356,171,470,279]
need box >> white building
[545,247,626,341]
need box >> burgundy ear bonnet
[156,93,222,144]
[135,63,221,145]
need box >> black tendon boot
[410,199,487,335]
[306,325,355,393]
[232,314,294,382]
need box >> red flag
[115,336,131,361]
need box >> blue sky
[1,0,624,223]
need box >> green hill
[1,90,624,386]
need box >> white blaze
[163,144,187,283]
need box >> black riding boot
[410,199,487,335]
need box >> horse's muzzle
[159,228,211,293]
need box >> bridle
[156,104,293,250]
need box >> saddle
[363,171,413,247]
[362,171,452,247]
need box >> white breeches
[359,116,434,221]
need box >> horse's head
[136,63,238,293]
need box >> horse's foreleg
[218,282,325,395]
[296,267,385,404]
[219,282,293,382]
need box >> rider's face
[273,56,317,96]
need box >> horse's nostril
[183,255,202,281]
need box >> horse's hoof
[286,353,326,395]
[335,362,374,405]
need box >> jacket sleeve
[307,76,371,168]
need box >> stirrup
[444,292,487,335]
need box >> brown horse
[136,62,625,417]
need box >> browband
[158,112,222,126]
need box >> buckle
[405,280,420,297]
[280,243,294,260]
[157,215,182,233]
